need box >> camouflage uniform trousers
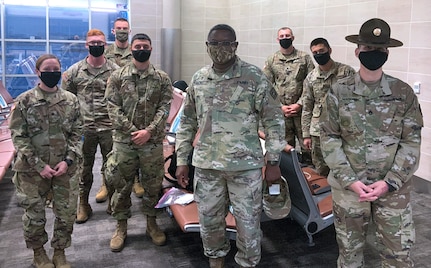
[332,179,415,268]
[13,166,79,249]
[310,135,329,176]
[105,141,164,220]
[284,115,311,158]
[194,167,263,267]
[80,130,113,197]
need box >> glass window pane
[4,43,41,98]
[49,8,89,40]
[4,0,46,6]
[5,41,44,98]
[5,76,38,98]
[48,0,88,8]
[50,42,87,71]
[91,0,128,9]
[0,44,2,75]
[5,41,46,74]
[92,11,128,42]
[5,5,46,39]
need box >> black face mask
[89,45,105,57]
[313,52,331,66]
[39,71,61,88]
[132,49,151,62]
[279,38,292,49]
[359,50,388,71]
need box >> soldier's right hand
[264,165,282,186]
[175,165,190,189]
[349,181,376,202]
[39,165,56,179]
[303,138,312,150]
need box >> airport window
[1,0,129,98]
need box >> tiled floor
[1,154,430,268]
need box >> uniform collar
[113,43,131,55]
[277,48,300,61]
[353,72,392,97]
[208,56,242,81]
[34,85,63,105]
[130,62,155,78]
[82,56,110,71]
[316,61,337,78]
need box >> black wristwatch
[385,181,396,192]
[64,159,73,167]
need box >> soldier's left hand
[359,180,389,201]
[52,161,68,177]
[131,129,151,145]
[283,144,294,152]
[303,138,312,150]
[349,181,377,202]
[284,104,301,117]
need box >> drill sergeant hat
[345,18,403,47]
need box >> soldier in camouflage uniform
[175,24,288,268]
[10,54,83,268]
[104,33,172,252]
[263,27,314,164]
[105,18,133,68]
[105,17,146,199]
[61,29,119,223]
[301,38,355,176]
[320,18,423,268]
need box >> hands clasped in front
[39,161,69,179]
[349,180,389,202]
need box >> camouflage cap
[262,176,291,220]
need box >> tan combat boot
[110,220,127,252]
[146,216,166,246]
[52,249,71,268]
[76,193,92,224]
[209,257,225,268]
[95,178,108,203]
[33,247,54,268]
[132,175,145,198]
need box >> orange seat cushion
[317,195,333,217]
[302,167,330,195]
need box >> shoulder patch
[269,87,278,100]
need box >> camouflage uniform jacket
[9,86,83,173]
[301,61,355,138]
[175,57,287,171]
[61,57,119,132]
[105,62,172,144]
[263,49,314,106]
[320,72,423,191]
[105,43,132,67]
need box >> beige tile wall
[130,0,431,182]
[130,0,163,68]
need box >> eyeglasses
[87,41,105,46]
[206,41,237,47]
